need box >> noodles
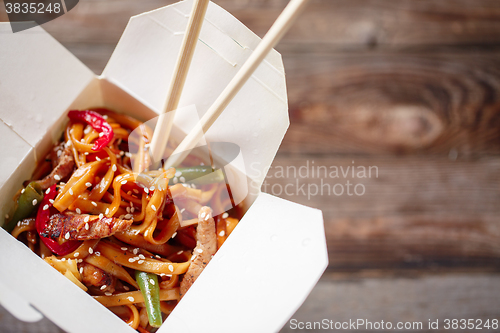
[7,108,241,331]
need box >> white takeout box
[0,1,328,332]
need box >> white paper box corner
[0,1,328,332]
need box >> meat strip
[79,262,116,293]
[42,213,133,242]
[36,144,74,190]
[180,206,217,297]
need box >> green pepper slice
[4,182,44,233]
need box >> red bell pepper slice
[67,110,114,151]
[36,185,81,256]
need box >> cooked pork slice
[42,213,133,241]
[36,144,74,190]
[180,206,217,297]
[80,262,115,293]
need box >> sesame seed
[125,214,132,219]
[177,251,183,255]
[43,204,49,210]
[133,189,139,194]
[54,175,61,181]
[112,164,117,172]
[180,208,185,214]
[219,230,225,237]
[95,252,101,256]
[85,223,89,230]
[126,207,131,213]
[100,285,106,290]
[125,152,132,158]
[138,254,145,260]
[32,199,38,206]
[96,157,101,161]
[150,279,155,285]
[61,258,66,261]
[99,132,104,137]
[150,186,155,191]
[175,171,182,177]
[84,152,89,155]
[127,297,134,302]
[205,215,210,221]
[104,292,112,296]
[91,201,97,207]
[191,184,197,189]
[222,212,229,219]
[105,208,109,215]
[168,265,174,272]
[196,249,203,253]
[89,247,93,254]
[155,255,162,259]
[200,212,206,219]
[131,207,135,213]
[76,208,81,214]
[45,188,51,194]
[120,151,125,156]
[123,286,129,291]
[74,252,79,257]
[84,216,90,223]
[138,260,145,264]
[151,205,156,212]
[133,248,139,255]
[121,180,127,185]
[77,259,83,263]
[57,150,62,157]
[121,247,128,251]
[79,267,83,274]
[49,199,55,204]
[99,213,104,219]
[65,232,70,240]
[144,187,149,194]
[69,189,74,195]
[179,176,186,183]
[128,258,136,263]
[173,177,178,184]
[191,254,196,261]
[85,182,92,187]
[172,232,177,238]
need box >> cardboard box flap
[103,0,288,190]
[0,24,95,149]
[0,227,135,333]
[161,193,328,333]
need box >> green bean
[4,182,44,233]
[135,271,162,327]
[169,166,225,185]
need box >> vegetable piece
[4,182,44,232]
[67,110,114,151]
[135,271,162,328]
[170,166,225,185]
[36,185,81,255]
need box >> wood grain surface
[1,0,499,331]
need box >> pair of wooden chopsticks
[149,0,311,169]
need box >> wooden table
[1,0,499,332]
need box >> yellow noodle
[93,289,179,307]
[97,242,190,275]
[84,253,139,289]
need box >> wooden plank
[281,273,500,333]
[3,0,500,47]
[264,155,500,271]
[282,51,500,155]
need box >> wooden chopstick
[164,0,311,168]
[149,0,210,166]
